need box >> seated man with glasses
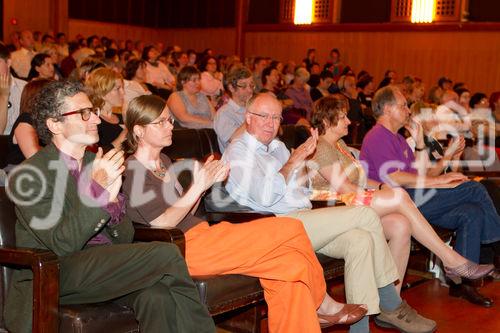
[360,86,500,307]
[5,80,215,333]
[223,93,437,333]
[213,66,255,153]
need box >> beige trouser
[284,205,399,315]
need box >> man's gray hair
[372,86,399,118]
[31,80,85,145]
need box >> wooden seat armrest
[133,224,186,257]
[0,246,59,333]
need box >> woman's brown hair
[123,95,166,153]
[311,94,349,135]
[19,79,53,114]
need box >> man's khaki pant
[284,205,399,315]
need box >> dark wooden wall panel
[468,0,500,22]
[68,0,235,28]
[341,0,391,23]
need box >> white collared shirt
[223,131,312,214]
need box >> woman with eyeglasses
[6,79,51,168]
[308,94,493,294]
[86,67,127,151]
[166,66,215,129]
[122,94,368,333]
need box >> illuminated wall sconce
[294,0,313,25]
[411,0,435,23]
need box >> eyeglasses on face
[149,115,175,127]
[60,107,100,121]
[248,111,283,122]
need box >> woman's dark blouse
[7,113,43,165]
[98,114,123,151]
[122,154,203,232]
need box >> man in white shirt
[0,44,27,135]
[10,30,35,79]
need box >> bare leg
[380,214,411,294]
[317,293,346,315]
[370,187,466,268]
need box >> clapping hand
[289,128,319,168]
[91,148,125,201]
[193,155,229,194]
[445,135,465,160]
[405,119,424,143]
[0,71,10,97]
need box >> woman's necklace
[152,160,167,178]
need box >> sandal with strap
[317,303,367,328]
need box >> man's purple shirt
[360,124,417,183]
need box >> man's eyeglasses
[61,107,100,121]
[395,103,409,109]
[248,111,283,122]
[149,115,175,127]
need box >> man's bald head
[245,93,282,145]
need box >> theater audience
[122,94,366,333]
[10,30,35,79]
[69,57,105,83]
[435,89,470,140]
[199,56,223,98]
[339,75,370,144]
[285,67,313,120]
[407,102,465,175]
[310,70,334,102]
[360,86,500,307]
[303,48,317,72]
[356,74,375,109]
[456,87,471,111]
[60,41,80,78]
[223,93,437,333]
[309,95,492,293]
[27,53,55,81]
[252,56,267,92]
[85,67,127,150]
[142,45,175,98]
[260,66,294,109]
[123,59,152,110]
[167,66,215,129]
[0,43,27,135]
[5,80,215,333]
[213,66,254,152]
[326,48,344,81]
[6,79,50,167]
